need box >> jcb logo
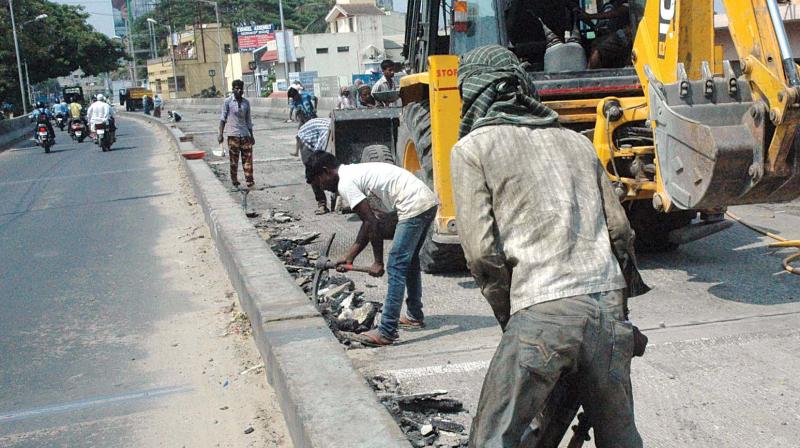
[657,0,675,59]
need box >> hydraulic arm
[631,0,800,211]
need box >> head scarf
[458,45,559,138]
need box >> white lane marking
[0,385,191,424]
[0,167,152,187]
[388,360,491,381]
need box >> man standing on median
[218,79,256,188]
[306,152,438,346]
[451,45,647,447]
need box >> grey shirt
[220,95,253,138]
[451,125,627,317]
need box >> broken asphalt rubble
[250,208,471,447]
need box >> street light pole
[146,20,156,59]
[125,16,138,84]
[278,0,291,86]
[166,24,179,99]
[9,0,28,114]
[24,61,32,105]
[214,2,226,95]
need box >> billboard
[112,0,129,37]
[236,24,275,52]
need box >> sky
[54,0,116,37]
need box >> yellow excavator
[376,0,800,273]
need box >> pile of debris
[370,376,470,447]
[269,233,382,345]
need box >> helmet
[36,101,45,109]
[96,94,105,102]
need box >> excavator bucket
[646,62,800,210]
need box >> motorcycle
[70,120,86,143]
[55,114,66,131]
[36,124,53,153]
[95,121,114,152]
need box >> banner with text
[236,24,275,52]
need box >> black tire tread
[398,100,467,274]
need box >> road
[177,107,800,447]
[0,119,291,447]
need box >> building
[146,23,233,99]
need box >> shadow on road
[638,224,798,305]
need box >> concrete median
[0,116,32,149]
[121,111,410,448]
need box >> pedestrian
[293,117,333,214]
[218,79,255,188]
[450,45,648,447]
[142,94,151,115]
[335,86,355,110]
[305,151,438,346]
[371,59,402,107]
[153,95,162,118]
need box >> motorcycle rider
[53,98,69,130]
[30,102,55,143]
[68,96,86,137]
[86,94,116,142]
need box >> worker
[579,0,632,68]
[305,151,438,346]
[217,79,256,188]
[153,95,162,118]
[357,85,377,109]
[451,45,647,447]
[287,87,318,125]
[293,117,333,214]
[335,86,356,110]
[371,59,402,107]
[286,80,304,123]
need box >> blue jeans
[378,206,437,339]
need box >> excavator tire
[396,100,467,274]
[361,144,395,164]
[627,201,696,253]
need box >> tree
[0,0,125,109]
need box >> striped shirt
[297,118,331,154]
[451,125,626,315]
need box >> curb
[121,112,410,448]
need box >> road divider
[0,116,32,149]
[121,112,410,448]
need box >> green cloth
[457,45,559,138]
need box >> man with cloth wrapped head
[450,45,649,447]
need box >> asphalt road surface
[179,107,800,447]
[0,119,291,447]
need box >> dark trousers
[469,290,642,448]
[299,139,327,204]
[227,136,254,185]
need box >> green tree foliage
[142,0,337,48]
[0,0,125,107]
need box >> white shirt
[86,101,114,124]
[337,163,438,221]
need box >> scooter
[70,119,86,143]
[55,114,66,131]
[36,124,53,153]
